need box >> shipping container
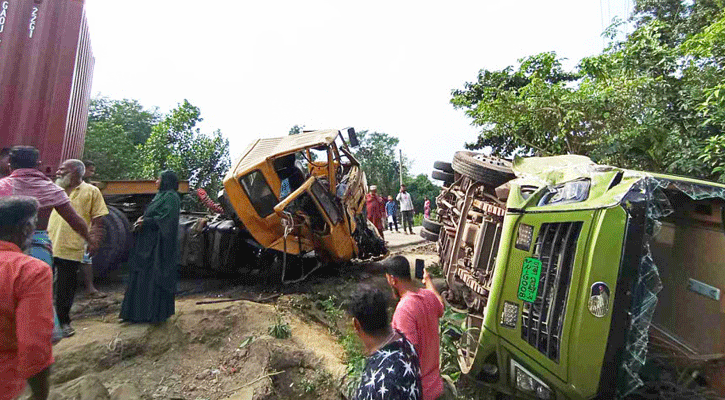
[0,0,94,175]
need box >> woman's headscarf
[158,170,179,192]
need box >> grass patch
[340,325,366,398]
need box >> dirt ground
[38,243,448,400]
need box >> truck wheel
[431,170,454,185]
[451,151,515,188]
[92,208,127,277]
[433,161,453,174]
[422,218,442,234]
[420,227,439,242]
[108,206,132,262]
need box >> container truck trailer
[0,0,94,175]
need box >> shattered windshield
[618,177,725,397]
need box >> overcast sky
[84,0,631,178]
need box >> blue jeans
[28,231,64,343]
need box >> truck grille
[521,222,583,362]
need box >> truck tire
[92,208,127,277]
[433,161,453,174]
[420,227,439,242]
[422,218,442,234]
[451,151,515,188]
[108,206,132,263]
[431,170,454,185]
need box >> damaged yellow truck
[425,153,725,399]
[179,128,386,282]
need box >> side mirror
[342,127,359,147]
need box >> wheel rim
[458,313,484,374]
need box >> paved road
[383,225,427,251]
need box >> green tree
[288,124,305,135]
[88,97,160,145]
[136,100,231,196]
[84,96,161,180]
[83,121,140,180]
[351,130,409,198]
[452,0,725,180]
[404,174,440,213]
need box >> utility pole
[399,149,403,187]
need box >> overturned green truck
[424,153,725,399]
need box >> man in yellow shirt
[47,160,107,337]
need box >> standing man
[79,160,104,298]
[47,160,108,337]
[384,255,444,400]
[0,196,54,400]
[385,195,399,232]
[82,160,96,182]
[396,184,415,235]
[365,185,385,240]
[0,148,10,179]
[347,285,422,400]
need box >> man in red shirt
[365,185,385,240]
[0,196,54,400]
[384,255,445,400]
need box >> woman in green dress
[120,170,180,323]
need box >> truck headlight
[511,360,553,399]
[538,179,590,206]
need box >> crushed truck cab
[223,129,386,280]
[427,153,725,399]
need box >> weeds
[300,377,317,393]
[239,335,256,348]
[439,307,466,383]
[427,262,443,277]
[319,295,342,320]
[299,371,333,394]
[314,294,365,398]
[269,314,291,339]
[341,326,366,398]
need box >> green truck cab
[425,153,725,399]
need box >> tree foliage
[88,97,160,145]
[136,100,230,196]
[84,97,230,198]
[404,173,440,213]
[83,121,140,180]
[347,129,439,213]
[351,130,409,198]
[452,0,725,181]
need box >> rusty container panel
[0,0,94,175]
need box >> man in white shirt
[396,185,415,234]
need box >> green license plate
[517,257,543,303]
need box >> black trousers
[401,210,414,233]
[388,215,399,231]
[54,257,80,325]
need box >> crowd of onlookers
[365,184,432,240]
[0,146,181,400]
[0,146,446,400]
